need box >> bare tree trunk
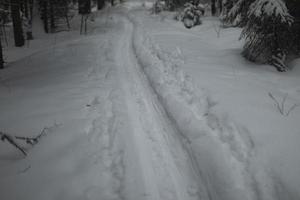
[211,0,216,16]
[42,0,49,33]
[27,0,34,40]
[29,0,33,19]
[49,0,55,32]
[0,38,4,69]
[23,0,29,18]
[97,0,104,10]
[11,0,25,47]
[218,0,223,14]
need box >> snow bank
[127,12,281,200]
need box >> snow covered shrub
[222,0,255,27]
[152,0,176,13]
[240,0,294,72]
[181,2,204,28]
[152,0,166,14]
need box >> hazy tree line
[221,0,300,71]
[1,0,300,71]
[0,0,106,69]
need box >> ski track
[102,5,287,200]
[115,12,203,200]
[82,27,126,200]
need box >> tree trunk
[24,0,29,18]
[0,38,4,69]
[211,0,216,16]
[97,0,104,10]
[42,0,49,33]
[49,0,55,32]
[218,0,223,14]
[11,0,25,47]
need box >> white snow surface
[0,2,300,200]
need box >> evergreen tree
[79,0,91,14]
[241,0,294,72]
[223,0,255,27]
[285,0,300,53]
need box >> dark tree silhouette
[211,0,216,16]
[97,0,105,10]
[0,38,3,69]
[79,0,91,14]
[11,0,25,47]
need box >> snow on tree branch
[249,0,293,24]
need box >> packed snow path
[0,3,299,200]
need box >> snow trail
[117,4,283,200]
[114,10,207,200]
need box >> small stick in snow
[268,92,299,116]
[0,132,27,156]
[18,165,31,174]
[14,127,49,145]
[0,126,52,156]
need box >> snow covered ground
[0,1,299,200]
[134,7,300,199]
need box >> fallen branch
[0,127,50,156]
[15,127,49,145]
[0,132,27,156]
[18,165,31,174]
[268,92,299,116]
[213,23,221,38]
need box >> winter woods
[223,0,300,71]
[0,0,109,69]
[0,0,34,68]
[153,0,299,72]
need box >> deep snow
[0,1,299,200]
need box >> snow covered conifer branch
[241,0,294,72]
[223,0,255,27]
